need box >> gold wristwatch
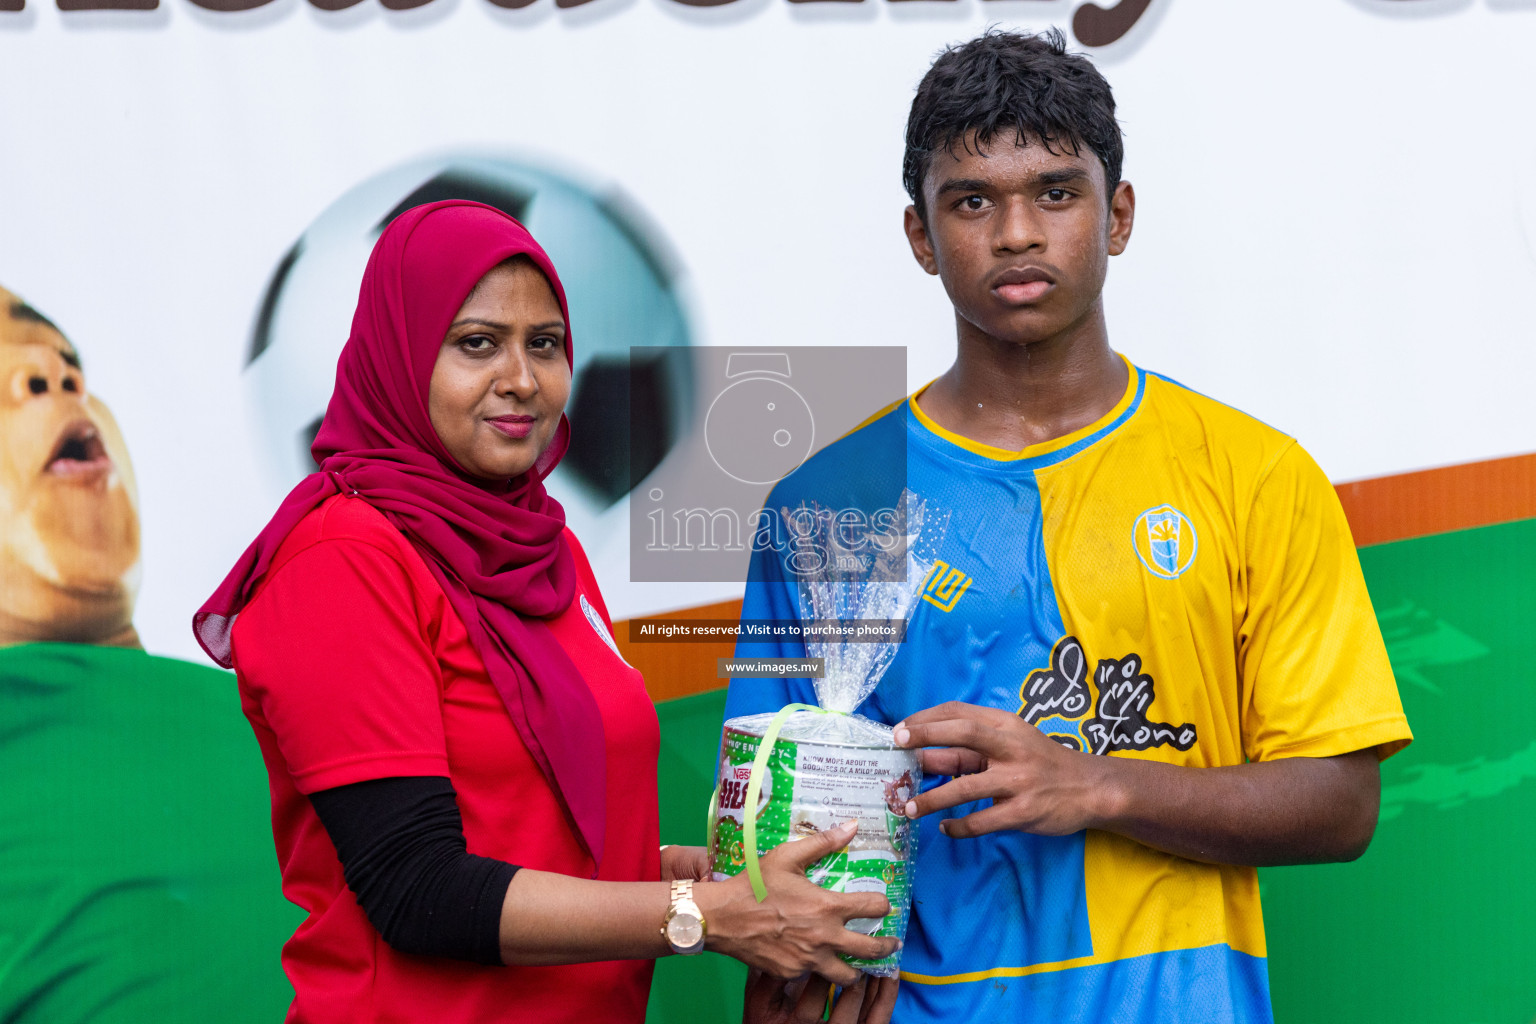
[661,879,706,955]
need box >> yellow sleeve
[1238,442,1412,762]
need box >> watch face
[668,912,704,949]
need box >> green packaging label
[708,725,920,976]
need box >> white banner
[2,0,1534,660]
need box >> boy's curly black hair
[903,28,1123,222]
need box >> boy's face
[0,290,140,645]
[904,131,1134,349]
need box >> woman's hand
[742,969,900,1024]
[696,820,899,986]
[661,845,712,882]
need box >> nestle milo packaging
[707,491,945,978]
[709,713,921,976]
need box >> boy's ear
[1108,180,1136,257]
[903,206,940,276]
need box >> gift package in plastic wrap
[708,492,946,977]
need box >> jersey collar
[907,354,1145,470]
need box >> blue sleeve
[722,541,818,722]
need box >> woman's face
[428,258,571,483]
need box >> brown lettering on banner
[482,0,606,11]
[666,0,742,8]
[186,0,276,10]
[305,0,364,10]
[1072,0,1153,47]
[57,0,157,9]
[0,0,23,12]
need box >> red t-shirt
[231,493,661,1024]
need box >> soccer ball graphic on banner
[243,152,696,540]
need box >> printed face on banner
[0,288,140,646]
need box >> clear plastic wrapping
[708,492,946,976]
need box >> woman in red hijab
[195,201,895,1024]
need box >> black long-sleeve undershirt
[308,776,519,965]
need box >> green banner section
[1264,517,1536,1024]
[650,686,749,1022]
[0,644,301,1024]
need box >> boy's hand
[893,702,1110,838]
[743,969,900,1024]
[661,844,712,882]
[895,702,1383,867]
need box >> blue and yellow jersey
[723,358,1412,1024]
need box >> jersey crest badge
[1133,504,1197,579]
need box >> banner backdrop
[3,0,1536,1021]
[1,0,1533,654]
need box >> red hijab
[196,200,605,866]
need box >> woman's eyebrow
[448,318,566,332]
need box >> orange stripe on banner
[615,599,741,703]
[1335,451,1536,548]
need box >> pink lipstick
[488,415,535,440]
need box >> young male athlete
[723,29,1411,1023]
